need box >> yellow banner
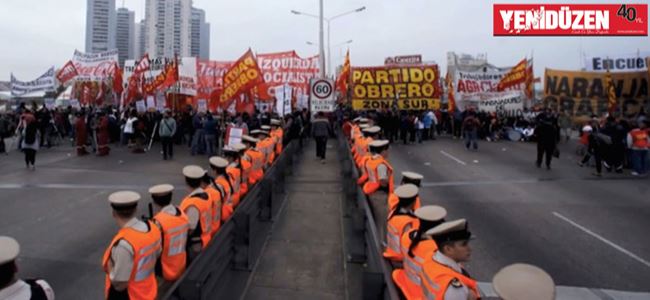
[352,99,440,110]
[351,65,441,111]
[543,68,649,121]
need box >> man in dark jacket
[311,111,332,163]
[601,116,626,173]
[535,109,560,170]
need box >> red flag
[134,53,151,74]
[56,60,78,84]
[445,72,456,113]
[142,58,178,95]
[497,58,527,91]
[524,59,534,99]
[605,69,617,114]
[336,50,351,95]
[220,49,264,107]
[113,63,123,94]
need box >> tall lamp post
[291,5,365,78]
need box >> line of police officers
[99,119,284,300]
[348,117,556,300]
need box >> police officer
[387,171,424,213]
[200,171,223,235]
[270,119,284,154]
[223,145,242,208]
[234,143,251,197]
[363,139,393,243]
[148,184,190,282]
[421,219,480,300]
[357,126,381,182]
[103,191,162,300]
[394,205,447,300]
[209,157,234,222]
[383,184,419,261]
[242,135,264,185]
[492,263,555,300]
[179,166,213,261]
[0,236,55,300]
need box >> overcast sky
[1,0,648,81]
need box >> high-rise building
[144,0,191,58]
[191,7,210,59]
[115,7,135,66]
[134,20,146,59]
[85,0,116,53]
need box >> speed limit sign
[310,78,335,113]
[311,79,333,99]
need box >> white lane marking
[439,150,467,166]
[553,211,650,268]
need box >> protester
[311,111,332,163]
[462,109,479,150]
[534,109,559,170]
[627,120,649,176]
[159,109,177,160]
[21,115,40,170]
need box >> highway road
[387,136,650,292]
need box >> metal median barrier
[161,141,298,300]
[337,132,400,300]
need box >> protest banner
[543,68,649,120]
[56,61,79,85]
[585,52,650,72]
[351,64,441,110]
[168,57,198,96]
[197,99,208,113]
[135,100,146,113]
[146,96,156,110]
[220,49,264,106]
[11,67,56,96]
[44,98,55,109]
[71,49,118,81]
[477,91,525,116]
[197,60,232,99]
[257,50,320,99]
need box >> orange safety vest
[393,229,438,300]
[421,258,480,300]
[240,158,251,196]
[630,128,649,149]
[388,195,422,214]
[214,175,233,221]
[356,153,372,185]
[263,137,275,165]
[153,208,190,281]
[204,185,222,235]
[355,137,372,167]
[246,148,265,183]
[273,128,283,155]
[180,194,213,249]
[363,156,394,195]
[383,212,419,261]
[102,221,161,300]
[226,165,241,208]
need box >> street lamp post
[291,5,366,78]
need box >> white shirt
[433,251,471,300]
[124,117,137,134]
[0,280,55,300]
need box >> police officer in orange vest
[251,129,271,168]
[148,184,190,282]
[363,139,393,242]
[209,157,234,222]
[223,145,242,208]
[356,126,381,184]
[0,236,55,300]
[234,143,251,197]
[383,184,420,261]
[260,125,276,165]
[421,219,480,300]
[387,171,424,213]
[179,166,213,262]
[242,135,264,185]
[103,191,162,300]
[200,172,223,235]
[492,264,555,300]
[394,205,447,300]
[270,119,284,156]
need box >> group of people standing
[345,116,556,300]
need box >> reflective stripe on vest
[421,259,480,300]
[180,196,212,248]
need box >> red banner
[256,50,320,99]
[56,61,78,84]
[494,4,648,36]
[142,59,178,95]
[197,60,232,100]
[337,50,351,95]
[220,49,264,106]
[497,58,528,91]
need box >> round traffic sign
[312,80,333,99]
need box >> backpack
[24,122,38,145]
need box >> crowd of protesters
[0,101,315,168]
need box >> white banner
[72,49,118,81]
[477,91,525,114]
[168,57,198,96]
[146,96,156,109]
[584,52,650,72]
[136,100,146,113]
[197,99,208,113]
[454,67,527,110]
[44,98,55,109]
[227,127,244,146]
[297,94,309,110]
[11,67,56,96]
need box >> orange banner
[220,49,264,106]
[497,58,527,91]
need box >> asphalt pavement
[387,135,650,292]
[0,142,211,299]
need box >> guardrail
[337,132,400,300]
[162,141,298,300]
